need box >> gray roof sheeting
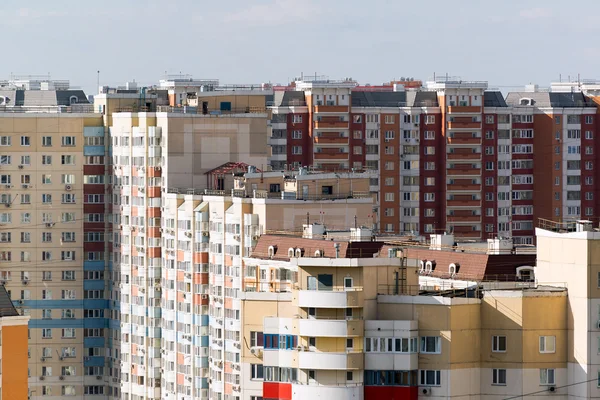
[484,91,507,107]
[280,91,306,106]
[0,285,19,317]
[505,91,595,108]
[351,91,407,107]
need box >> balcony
[448,136,481,145]
[447,121,481,129]
[447,152,481,161]
[446,200,481,207]
[298,289,364,308]
[365,353,418,371]
[446,184,481,191]
[292,383,362,400]
[298,351,363,370]
[314,133,349,144]
[447,106,481,113]
[314,120,349,129]
[298,318,363,337]
[314,152,348,160]
[446,168,480,176]
[314,105,348,113]
[453,230,482,238]
[447,215,481,223]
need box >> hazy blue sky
[2,0,599,94]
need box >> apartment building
[0,285,30,400]
[0,82,115,399]
[237,228,585,400]
[268,77,600,244]
[104,76,374,399]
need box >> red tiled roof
[381,244,535,281]
[251,235,384,261]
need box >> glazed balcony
[448,134,481,145]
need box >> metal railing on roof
[156,106,267,115]
[0,105,95,114]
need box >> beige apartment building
[238,228,579,400]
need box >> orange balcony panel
[194,252,209,263]
[448,121,481,129]
[193,273,208,285]
[148,227,161,238]
[448,137,481,145]
[131,286,138,296]
[177,271,185,281]
[148,247,161,258]
[148,187,161,197]
[147,167,162,178]
[314,121,349,129]
[447,153,481,160]
[314,152,349,160]
[447,106,481,113]
[148,207,161,218]
[314,105,348,113]
[447,169,480,176]
[131,207,138,217]
[447,200,481,207]
[447,184,481,191]
[447,215,481,222]
[177,372,184,385]
[314,136,349,144]
[224,297,233,309]
[177,250,185,262]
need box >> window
[492,369,507,385]
[420,336,441,354]
[42,136,52,147]
[492,335,506,352]
[425,115,435,124]
[384,193,394,202]
[291,146,302,155]
[486,115,495,124]
[424,193,435,202]
[42,328,52,338]
[540,368,555,385]
[384,115,395,124]
[419,370,441,386]
[61,136,76,147]
[539,336,556,353]
[353,146,362,155]
[250,364,264,380]
[250,331,264,347]
[42,155,52,165]
[424,131,435,140]
[292,115,302,123]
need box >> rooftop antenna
[306,212,310,225]
[97,70,100,92]
[354,215,358,229]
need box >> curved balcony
[314,105,349,113]
[447,168,480,176]
[292,383,363,400]
[298,351,363,370]
[297,289,363,308]
[447,200,481,207]
[447,121,481,129]
[314,121,349,129]
[298,318,363,337]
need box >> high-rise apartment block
[4,72,600,400]
[269,77,600,244]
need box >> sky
[2,0,599,94]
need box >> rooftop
[0,285,19,317]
